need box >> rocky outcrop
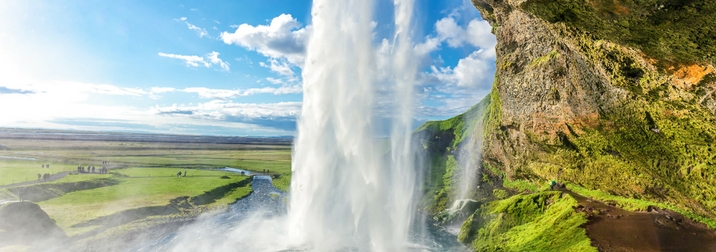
[473,0,716,218]
[0,201,67,248]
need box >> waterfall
[287,0,421,250]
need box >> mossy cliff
[418,0,716,250]
[476,0,716,218]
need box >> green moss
[428,155,459,213]
[484,80,503,139]
[503,179,541,193]
[522,0,716,66]
[463,192,596,252]
[529,49,560,67]
[492,189,508,199]
[417,93,493,213]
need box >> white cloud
[186,22,209,38]
[414,17,496,57]
[436,17,465,47]
[153,100,301,119]
[158,52,208,67]
[176,17,209,38]
[158,51,229,71]
[0,79,299,135]
[427,49,494,88]
[220,14,308,65]
[181,85,301,100]
[206,51,230,71]
[148,87,176,99]
[266,77,284,85]
[150,87,176,93]
[259,59,294,78]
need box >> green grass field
[0,137,291,239]
[0,138,291,174]
[0,160,75,186]
[40,168,251,235]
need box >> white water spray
[288,0,421,250]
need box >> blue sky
[0,0,496,136]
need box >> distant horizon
[0,127,295,139]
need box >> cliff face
[473,0,716,217]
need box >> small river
[131,169,465,251]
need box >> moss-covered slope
[471,0,716,218]
[418,0,716,250]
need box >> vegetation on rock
[459,191,595,252]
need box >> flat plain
[0,133,292,248]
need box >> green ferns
[459,192,596,252]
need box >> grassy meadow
[0,136,291,240]
[0,160,74,186]
[41,168,251,235]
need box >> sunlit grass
[462,191,596,252]
[0,160,75,186]
[40,173,251,236]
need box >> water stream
[135,172,464,251]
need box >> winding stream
[130,170,465,251]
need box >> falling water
[288,0,421,250]
[125,0,461,251]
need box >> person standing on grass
[37,173,41,181]
[183,171,187,177]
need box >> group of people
[37,173,51,181]
[41,164,50,168]
[77,165,109,174]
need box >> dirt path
[0,171,70,189]
[564,191,716,252]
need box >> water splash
[287,0,422,250]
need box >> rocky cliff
[419,0,716,249]
[479,0,716,216]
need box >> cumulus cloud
[259,59,295,78]
[158,51,230,71]
[414,17,496,57]
[426,49,494,88]
[220,14,308,65]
